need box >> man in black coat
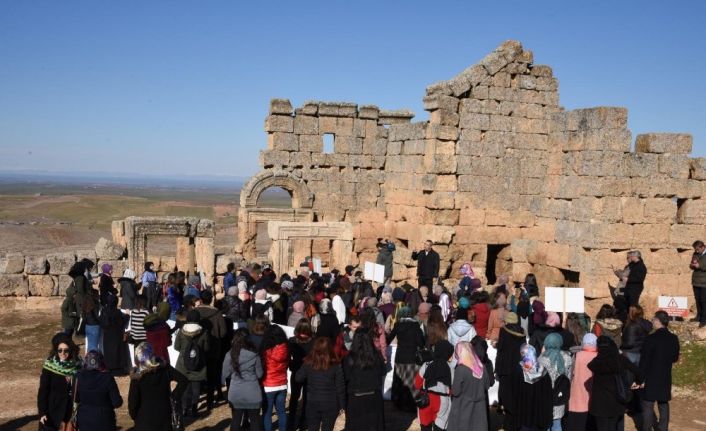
[411,240,440,289]
[623,250,647,307]
[639,310,680,431]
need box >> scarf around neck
[43,357,81,377]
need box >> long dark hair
[260,324,287,353]
[303,336,339,371]
[347,331,380,370]
[68,259,91,278]
[230,328,256,377]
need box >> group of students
[42,258,680,431]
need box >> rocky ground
[1,309,705,431]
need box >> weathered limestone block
[269,98,293,115]
[426,124,459,141]
[566,107,628,131]
[0,253,25,274]
[425,192,456,210]
[176,237,195,273]
[196,219,215,238]
[259,150,290,167]
[95,237,125,260]
[459,112,489,130]
[423,94,459,112]
[300,135,323,153]
[295,101,318,116]
[642,198,676,223]
[623,153,659,178]
[401,140,426,155]
[689,158,706,180]
[635,133,692,154]
[293,115,318,135]
[358,105,379,120]
[388,122,426,141]
[318,102,357,117]
[47,252,76,275]
[268,132,298,151]
[657,154,690,179]
[430,109,459,126]
[56,275,73,296]
[195,237,215,278]
[563,128,632,152]
[24,255,48,275]
[28,275,55,297]
[290,152,312,167]
[111,220,126,247]
[0,275,29,296]
[677,199,706,224]
[424,153,457,174]
[378,109,415,125]
[160,256,177,272]
[264,115,294,133]
[75,249,97,263]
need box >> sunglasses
[57,348,70,354]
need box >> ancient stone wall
[243,40,706,308]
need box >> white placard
[364,261,385,283]
[544,287,585,313]
[658,296,688,317]
[312,258,322,275]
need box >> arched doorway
[237,170,314,260]
[255,187,293,258]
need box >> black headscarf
[423,340,454,388]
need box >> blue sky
[1,1,705,178]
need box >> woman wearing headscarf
[118,268,138,311]
[174,309,211,417]
[99,293,130,375]
[98,263,117,306]
[494,311,526,430]
[37,333,82,431]
[128,342,187,431]
[587,336,643,431]
[315,298,341,343]
[457,262,476,297]
[516,344,553,431]
[415,340,455,431]
[75,350,123,431]
[222,329,264,431]
[538,333,573,431]
[447,341,491,431]
[288,300,306,327]
[566,333,598,431]
[344,330,387,431]
[144,302,172,362]
[141,261,159,311]
[387,306,425,412]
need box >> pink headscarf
[455,342,484,378]
[545,311,561,328]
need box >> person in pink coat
[566,333,598,430]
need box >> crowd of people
[38,241,692,431]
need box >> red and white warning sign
[658,296,689,318]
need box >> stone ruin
[238,40,706,310]
[2,40,705,314]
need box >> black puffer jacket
[620,318,652,353]
[386,319,425,364]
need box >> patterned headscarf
[460,262,475,277]
[542,333,566,374]
[84,350,106,372]
[519,343,544,383]
[455,341,484,378]
[132,342,163,378]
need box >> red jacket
[262,343,289,388]
[145,321,171,362]
[472,303,490,338]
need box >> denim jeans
[549,418,562,431]
[85,324,102,353]
[264,389,287,431]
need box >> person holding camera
[412,240,440,289]
[690,240,706,327]
[375,239,395,284]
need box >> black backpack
[552,374,571,406]
[183,337,204,371]
[615,363,634,404]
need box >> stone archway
[238,171,314,259]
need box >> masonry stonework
[240,40,705,308]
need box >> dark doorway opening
[560,268,581,287]
[485,244,511,285]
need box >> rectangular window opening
[323,133,335,153]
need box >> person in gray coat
[375,239,394,283]
[447,341,491,431]
[222,328,264,431]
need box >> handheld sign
[364,261,386,283]
[544,287,585,313]
[658,296,688,318]
[312,258,322,275]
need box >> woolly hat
[504,311,519,324]
[101,263,113,275]
[292,301,305,313]
[392,287,406,302]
